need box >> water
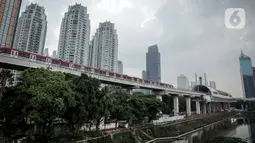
[156,118,255,143]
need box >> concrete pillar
[212,103,216,112]
[156,95,162,102]
[196,101,201,115]
[173,96,179,116]
[156,95,163,115]
[203,103,207,114]
[223,103,226,110]
[208,103,212,114]
[186,97,191,116]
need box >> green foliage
[0,68,165,142]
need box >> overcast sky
[21,0,255,97]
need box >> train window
[73,64,81,70]
[60,61,69,67]
[109,72,114,77]
[84,67,91,72]
[11,50,18,57]
[52,59,60,65]
[29,55,36,61]
[37,56,46,62]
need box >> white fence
[153,115,185,125]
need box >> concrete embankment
[143,112,236,143]
[76,112,236,143]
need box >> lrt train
[0,47,174,88]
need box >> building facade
[190,81,196,90]
[209,81,216,89]
[239,51,255,98]
[52,50,57,58]
[58,4,90,65]
[44,48,49,56]
[177,75,189,90]
[91,21,118,72]
[0,0,22,47]
[146,45,161,82]
[117,60,123,74]
[13,3,47,54]
[142,70,147,80]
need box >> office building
[117,60,123,74]
[44,48,49,56]
[142,70,147,80]
[0,0,22,47]
[13,3,47,54]
[239,50,255,98]
[191,81,196,89]
[58,3,90,65]
[209,81,216,89]
[91,21,118,72]
[52,50,57,58]
[177,75,189,90]
[146,45,161,82]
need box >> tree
[15,68,75,141]
[104,86,132,129]
[1,87,28,142]
[0,69,13,102]
[63,73,102,133]
[143,96,165,122]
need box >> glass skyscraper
[146,45,161,82]
[239,51,255,98]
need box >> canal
[156,117,255,143]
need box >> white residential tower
[58,3,90,65]
[91,21,118,72]
[13,3,47,54]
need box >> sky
[20,0,255,97]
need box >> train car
[84,66,92,72]
[122,75,128,79]
[0,47,12,54]
[18,50,30,59]
[99,69,106,75]
[108,71,115,77]
[144,80,150,84]
[73,64,82,70]
[35,54,47,62]
[168,84,174,88]
[60,60,70,68]
[133,77,140,82]
[126,75,132,81]
[138,78,143,83]
[116,73,121,78]
[93,68,101,74]
[51,58,61,65]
